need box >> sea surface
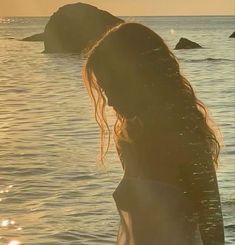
[0,16,234,244]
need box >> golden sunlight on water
[0,18,14,24]
[0,16,234,244]
[8,241,20,245]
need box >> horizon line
[1,14,235,18]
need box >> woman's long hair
[83,23,222,167]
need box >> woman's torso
[113,176,203,245]
[113,136,203,245]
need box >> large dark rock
[229,31,235,38]
[174,37,203,50]
[21,33,44,41]
[43,3,124,53]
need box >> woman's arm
[181,153,225,245]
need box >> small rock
[229,31,235,38]
[21,33,44,41]
[175,37,203,50]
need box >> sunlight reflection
[8,240,20,245]
[1,219,10,227]
[1,219,16,227]
[0,185,13,194]
[0,18,14,24]
[170,29,175,35]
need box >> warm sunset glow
[0,0,234,16]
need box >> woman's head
[83,22,221,166]
[85,23,181,119]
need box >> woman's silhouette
[83,23,225,245]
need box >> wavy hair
[83,23,222,167]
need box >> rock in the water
[21,33,44,41]
[174,37,203,50]
[229,31,235,38]
[44,3,124,53]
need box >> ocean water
[0,16,234,244]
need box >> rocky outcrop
[229,31,235,38]
[43,3,124,53]
[21,33,44,41]
[174,38,203,50]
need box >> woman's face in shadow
[96,66,142,118]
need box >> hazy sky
[0,0,235,16]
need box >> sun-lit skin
[0,0,234,16]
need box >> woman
[83,23,225,245]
